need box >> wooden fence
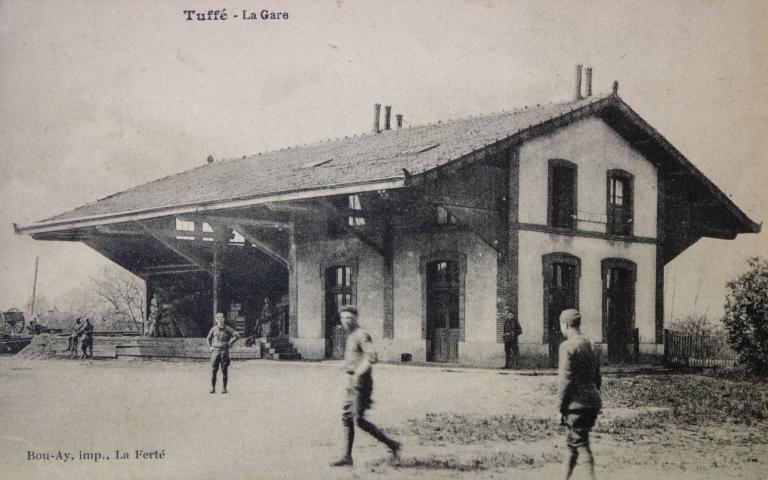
[663,329,738,368]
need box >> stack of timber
[115,337,262,361]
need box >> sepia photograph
[1,1,766,479]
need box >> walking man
[558,309,601,480]
[503,308,522,368]
[331,305,400,467]
[206,312,240,394]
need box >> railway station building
[14,83,760,367]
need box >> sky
[0,0,766,322]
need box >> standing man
[502,308,523,368]
[145,295,159,337]
[80,318,94,360]
[557,309,601,480]
[64,318,83,353]
[331,305,400,467]
[206,312,240,394]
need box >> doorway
[602,259,636,363]
[543,253,580,367]
[426,260,461,363]
[324,266,354,359]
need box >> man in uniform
[330,305,400,467]
[502,308,523,368]
[64,318,83,353]
[80,318,94,359]
[206,312,240,394]
[145,295,159,337]
[557,308,601,480]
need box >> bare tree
[669,313,721,337]
[91,266,145,333]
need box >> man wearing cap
[64,318,84,353]
[558,308,601,480]
[206,312,240,394]
[502,308,523,368]
[330,305,400,467]
[79,318,94,360]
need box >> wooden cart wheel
[4,308,25,335]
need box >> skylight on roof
[299,158,333,169]
[395,143,440,157]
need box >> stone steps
[259,337,302,361]
[269,352,302,361]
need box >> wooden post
[30,256,39,318]
[144,277,153,336]
[211,225,227,318]
[382,210,395,339]
[288,221,298,338]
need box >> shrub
[669,313,721,337]
[722,257,768,375]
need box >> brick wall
[496,147,520,342]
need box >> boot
[330,422,354,467]
[358,417,399,452]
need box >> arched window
[607,169,634,236]
[547,159,578,230]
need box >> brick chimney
[372,103,381,133]
[384,105,392,130]
[396,114,403,129]
[585,67,592,97]
[575,64,583,100]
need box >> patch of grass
[408,413,560,444]
[602,375,768,425]
[369,451,559,471]
[593,410,673,442]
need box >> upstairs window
[607,170,634,236]
[547,160,577,230]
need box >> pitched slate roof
[16,92,760,234]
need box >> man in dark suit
[503,308,522,368]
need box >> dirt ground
[0,355,765,480]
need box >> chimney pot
[575,64,583,101]
[396,114,403,129]
[384,105,392,130]
[585,67,592,97]
[372,103,381,133]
